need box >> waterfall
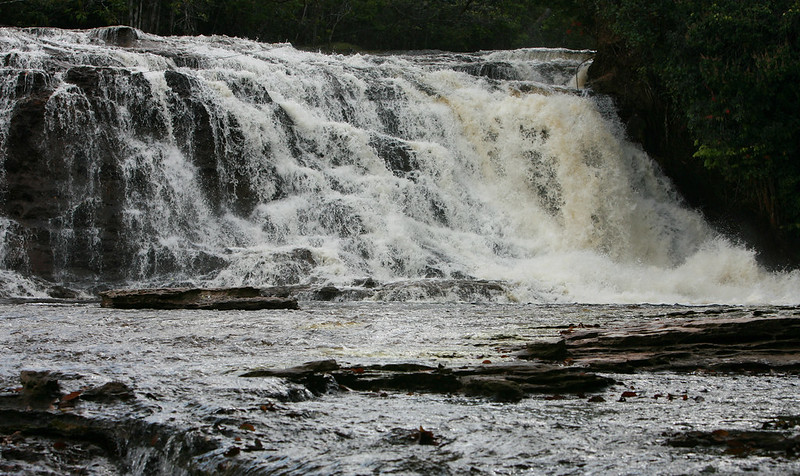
[0,26,797,304]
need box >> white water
[0,27,798,304]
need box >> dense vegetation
[2,0,799,261]
[0,0,592,51]
[592,0,800,260]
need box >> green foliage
[0,0,595,51]
[595,0,800,233]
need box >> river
[2,301,800,474]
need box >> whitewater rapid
[0,27,797,304]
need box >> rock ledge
[99,287,299,310]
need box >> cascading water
[0,26,798,304]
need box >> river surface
[2,300,799,474]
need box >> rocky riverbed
[2,301,800,474]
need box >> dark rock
[0,408,223,474]
[242,359,614,402]
[461,376,524,402]
[668,429,800,457]
[19,371,60,408]
[98,287,299,310]
[352,277,379,288]
[92,26,139,47]
[47,286,80,299]
[81,382,135,402]
[241,359,340,378]
[519,315,800,373]
[314,285,342,301]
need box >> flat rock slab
[667,428,800,457]
[99,287,299,310]
[241,359,615,402]
[519,314,800,373]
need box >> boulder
[98,287,299,310]
[519,313,800,373]
[241,359,614,402]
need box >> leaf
[61,390,83,402]
[621,391,637,398]
[240,423,255,432]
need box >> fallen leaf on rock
[588,395,605,402]
[482,360,492,364]
[621,391,637,398]
[416,426,437,446]
[61,390,83,402]
[240,423,255,432]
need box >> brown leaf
[240,423,255,432]
[621,391,637,398]
[61,390,83,402]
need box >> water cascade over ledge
[1,26,798,304]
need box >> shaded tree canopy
[0,0,593,51]
[593,0,800,252]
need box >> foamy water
[0,27,798,304]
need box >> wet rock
[519,315,800,373]
[667,429,800,457]
[92,26,139,47]
[47,285,81,299]
[19,371,60,409]
[242,359,614,402]
[98,287,299,310]
[461,376,524,402]
[314,285,342,301]
[81,382,135,402]
[241,359,340,378]
[0,408,224,474]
